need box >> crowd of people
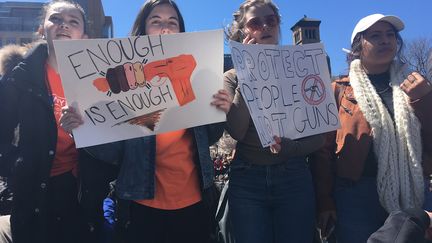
[0,0,431,243]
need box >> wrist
[426,211,432,228]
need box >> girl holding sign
[224,1,325,242]
[310,14,432,243]
[0,1,118,243]
[60,0,232,242]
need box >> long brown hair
[130,0,185,36]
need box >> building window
[103,24,113,38]
[20,38,32,45]
[306,29,311,39]
[294,31,300,43]
[6,38,16,44]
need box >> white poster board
[54,30,224,148]
[229,41,340,147]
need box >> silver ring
[408,75,416,83]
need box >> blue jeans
[334,177,388,243]
[423,179,432,211]
[228,158,315,243]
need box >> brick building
[0,0,113,47]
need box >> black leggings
[127,201,212,243]
[46,171,86,243]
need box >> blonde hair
[225,0,280,42]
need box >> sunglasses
[245,14,279,32]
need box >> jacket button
[28,88,32,93]
[88,224,95,232]
[0,153,2,158]
[15,157,23,165]
[40,183,47,189]
[48,150,54,156]
[34,208,40,213]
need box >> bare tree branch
[404,37,432,79]
[428,50,432,81]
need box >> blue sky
[12,0,432,76]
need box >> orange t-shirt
[136,129,202,210]
[46,64,79,177]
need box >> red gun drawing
[144,54,197,106]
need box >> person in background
[310,13,432,243]
[0,1,118,242]
[60,0,232,243]
[224,0,325,242]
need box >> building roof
[290,15,321,31]
[0,1,44,9]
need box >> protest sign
[54,30,224,148]
[229,41,340,147]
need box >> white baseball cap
[351,14,404,44]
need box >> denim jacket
[86,124,223,200]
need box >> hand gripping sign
[53,30,224,148]
[229,41,340,147]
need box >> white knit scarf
[349,59,424,212]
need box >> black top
[361,72,393,178]
[368,208,430,243]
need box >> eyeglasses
[245,14,279,32]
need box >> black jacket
[0,42,118,243]
[368,208,431,243]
